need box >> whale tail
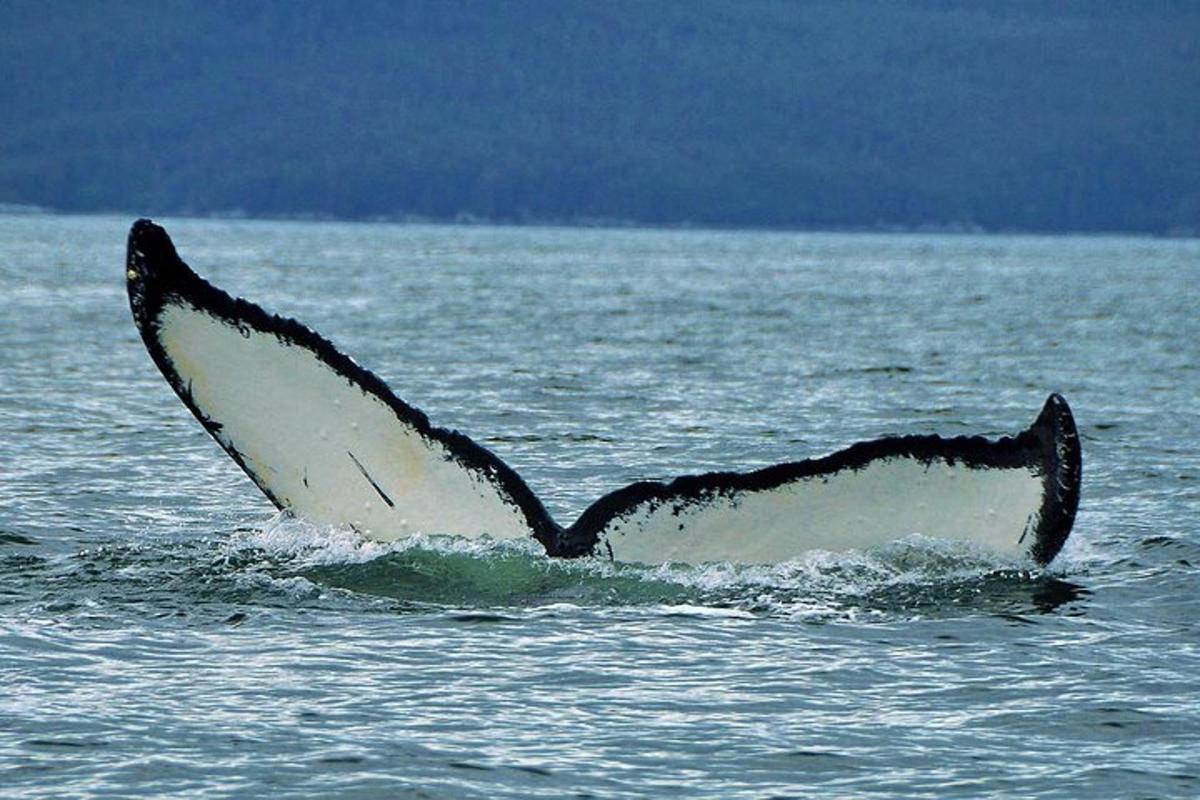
[562,393,1080,566]
[126,218,563,551]
[126,220,1081,567]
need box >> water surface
[2,215,1198,798]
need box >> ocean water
[1,213,1197,798]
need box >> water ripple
[1,215,1197,798]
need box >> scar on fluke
[347,451,396,509]
[126,219,1081,567]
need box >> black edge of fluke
[1026,393,1081,566]
[124,219,564,551]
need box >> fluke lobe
[126,220,1081,566]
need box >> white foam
[224,511,549,569]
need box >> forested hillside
[1,1,1197,233]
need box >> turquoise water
[2,214,1198,798]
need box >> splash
[212,515,1084,619]
[2,513,1083,625]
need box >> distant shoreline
[2,205,1195,240]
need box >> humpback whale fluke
[126,219,1081,567]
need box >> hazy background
[1,0,1197,234]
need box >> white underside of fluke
[156,302,531,541]
[596,458,1044,566]
[154,299,1048,562]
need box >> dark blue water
[2,214,1198,798]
